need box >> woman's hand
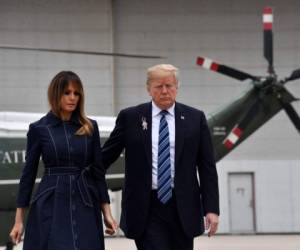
[103,213,118,235]
[10,207,25,244]
[101,203,118,235]
[10,222,24,244]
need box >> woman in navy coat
[10,71,117,250]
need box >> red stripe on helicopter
[223,140,234,149]
[263,7,273,30]
[223,126,243,149]
[263,7,273,14]
[197,57,219,71]
[197,57,204,65]
[263,23,272,30]
[211,62,219,71]
[232,126,243,137]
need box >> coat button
[73,220,77,226]
[72,205,76,211]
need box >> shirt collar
[151,101,175,117]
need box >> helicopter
[1,6,300,250]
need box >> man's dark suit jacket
[102,102,219,239]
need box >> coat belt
[44,166,95,207]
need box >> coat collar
[46,111,81,126]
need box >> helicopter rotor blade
[223,98,260,149]
[0,45,165,59]
[281,69,300,84]
[197,57,257,81]
[263,7,274,74]
[278,100,300,133]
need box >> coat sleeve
[197,112,220,215]
[91,120,110,203]
[16,123,42,208]
[102,110,126,169]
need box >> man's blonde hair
[146,64,179,85]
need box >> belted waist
[44,166,82,175]
[44,166,95,207]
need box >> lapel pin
[181,115,185,120]
[141,117,148,130]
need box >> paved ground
[105,235,300,250]
[2,235,300,250]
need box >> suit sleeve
[92,120,110,203]
[197,112,220,215]
[16,123,41,208]
[102,110,126,169]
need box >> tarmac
[3,235,300,250]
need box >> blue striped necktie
[157,110,172,204]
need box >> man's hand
[205,213,219,237]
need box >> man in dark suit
[102,64,219,250]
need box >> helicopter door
[228,172,256,233]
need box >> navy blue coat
[102,102,219,239]
[17,111,109,250]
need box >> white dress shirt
[151,101,175,189]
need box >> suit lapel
[139,102,152,168]
[175,103,185,170]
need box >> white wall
[218,160,300,233]
[0,0,114,115]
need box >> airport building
[1,0,300,234]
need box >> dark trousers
[135,191,193,250]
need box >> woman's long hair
[48,71,93,136]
